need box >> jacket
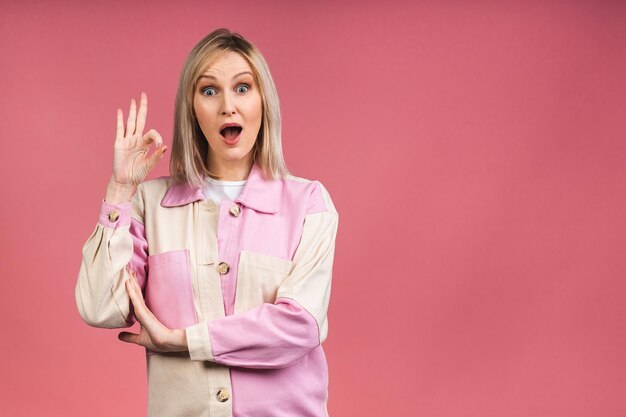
[75,160,339,417]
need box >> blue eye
[201,86,216,96]
[237,84,249,93]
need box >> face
[193,50,263,172]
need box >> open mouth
[220,126,243,139]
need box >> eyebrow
[197,71,253,82]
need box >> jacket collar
[160,161,281,214]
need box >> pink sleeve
[205,297,320,369]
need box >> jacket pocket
[145,249,198,333]
[234,250,295,314]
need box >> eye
[236,84,250,93]
[201,86,217,96]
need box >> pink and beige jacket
[75,161,339,417]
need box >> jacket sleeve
[184,181,339,369]
[75,183,149,328]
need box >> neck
[207,155,254,181]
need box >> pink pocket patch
[144,249,198,356]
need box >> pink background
[1,1,625,416]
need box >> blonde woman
[75,28,339,417]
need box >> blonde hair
[171,28,290,187]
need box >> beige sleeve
[275,182,339,344]
[75,183,147,328]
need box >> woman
[75,28,339,417]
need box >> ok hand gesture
[112,92,168,187]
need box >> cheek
[247,95,263,123]
[194,103,215,128]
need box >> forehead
[200,50,253,78]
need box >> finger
[142,129,163,148]
[125,267,142,301]
[126,98,137,137]
[127,265,141,287]
[125,268,162,333]
[125,273,145,323]
[118,331,140,345]
[116,108,124,141]
[125,264,143,287]
[135,92,147,137]
[145,145,168,172]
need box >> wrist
[167,329,189,352]
[105,176,137,204]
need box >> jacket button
[216,388,230,402]
[218,262,230,274]
[108,210,120,222]
[229,204,241,217]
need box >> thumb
[118,331,139,345]
[146,145,168,171]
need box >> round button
[216,388,230,402]
[108,210,120,222]
[229,204,241,217]
[218,262,230,274]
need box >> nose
[221,91,236,115]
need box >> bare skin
[194,50,262,179]
[105,92,167,204]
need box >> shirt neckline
[204,176,247,186]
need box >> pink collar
[160,161,281,214]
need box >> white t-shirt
[202,176,247,204]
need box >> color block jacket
[75,161,339,417]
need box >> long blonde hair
[171,28,290,187]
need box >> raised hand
[112,92,167,187]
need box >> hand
[117,265,188,353]
[112,92,168,187]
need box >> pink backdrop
[1,1,625,416]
